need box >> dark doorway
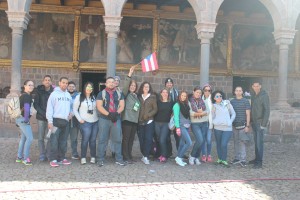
[81,72,106,95]
[233,76,262,95]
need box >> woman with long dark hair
[16,80,35,166]
[173,91,192,167]
[73,82,98,164]
[137,81,157,165]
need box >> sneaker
[97,161,104,167]
[50,160,59,167]
[59,159,71,165]
[221,160,230,168]
[216,159,222,165]
[141,156,150,165]
[207,155,212,162]
[159,156,167,163]
[22,158,32,166]
[115,160,126,166]
[72,155,80,160]
[195,158,201,165]
[231,159,241,165]
[16,157,23,163]
[189,156,195,165]
[175,157,185,167]
[240,161,247,167]
[201,155,207,162]
[90,157,96,164]
[81,158,86,165]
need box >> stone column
[195,23,217,87]
[103,16,122,77]
[6,12,31,98]
[295,30,300,72]
[273,29,297,108]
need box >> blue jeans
[16,117,33,160]
[202,129,212,156]
[68,122,79,157]
[191,122,208,158]
[252,122,265,163]
[47,123,69,161]
[214,129,232,161]
[138,121,155,158]
[177,126,192,158]
[80,121,98,158]
[97,118,123,162]
[155,122,169,157]
[37,119,48,160]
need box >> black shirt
[19,93,32,117]
[154,100,173,123]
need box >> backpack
[102,90,121,107]
[7,97,21,119]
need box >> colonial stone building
[0,0,300,140]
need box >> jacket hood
[37,84,54,92]
[54,87,67,93]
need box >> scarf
[179,102,190,119]
[105,88,116,112]
[190,96,206,112]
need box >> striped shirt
[230,97,250,125]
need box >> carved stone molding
[195,22,217,43]
[103,16,122,38]
[273,29,297,46]
[5,11,31,30]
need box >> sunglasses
[86,86,93,90]
[215,95,222,99]
[204,90,211,92]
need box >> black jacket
[250,89,270,127]
[34,85,54,121]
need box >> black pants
[122,121,137,161]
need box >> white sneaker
[189,156,195,165]
[141,156,150,165]
[195,158,201,165]
[90,157,96,164]
[81,158,86,165]
[175,157,185,167]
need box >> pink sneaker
[50,160,59,167]
[60,159,72,165]
[159,156,167,163]
[201,155,207,163]
[207,155,212,162]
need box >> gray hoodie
[46,87,72,124]
[212,100,236,131]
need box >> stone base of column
[6,90,20,98]
[274,100,291,109]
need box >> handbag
[53,118,68,128]
[233,121,246,130]
[168,115,175,130]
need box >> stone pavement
[0,138,300,200]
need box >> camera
[87,110,93,115]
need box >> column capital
[195,22,217,43]
[6,11,31,31]
[273,29,297,46]
[103,16,122,38]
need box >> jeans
[233,128,247,161]
[97,118,123,162]
[122,122,137,161]
[166,129,180,157]
[47,123,69,161]
[155,122,169,157]
[37,119,48,160]
[191,122,208,158]
[202,129,212,156]
[214,129,232,161]
[68,123,79,157]
[16,117,33,160]
[137,121,155,158]
[80,121,98,158]
[177,126,192,158]
[252,122,265,163]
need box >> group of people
[15,66,270,169]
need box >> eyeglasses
[204,90,211,92]
[215,95,222,99]
[27,85,34,87]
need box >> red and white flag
[141,52,159,72]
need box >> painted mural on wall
[79,15,106,62]
[210,23,227,69]
[0,11,11,59]
[22,13,74,61]
[232,24,278,71]
[118,17,153,64]
[158,19,199,66]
